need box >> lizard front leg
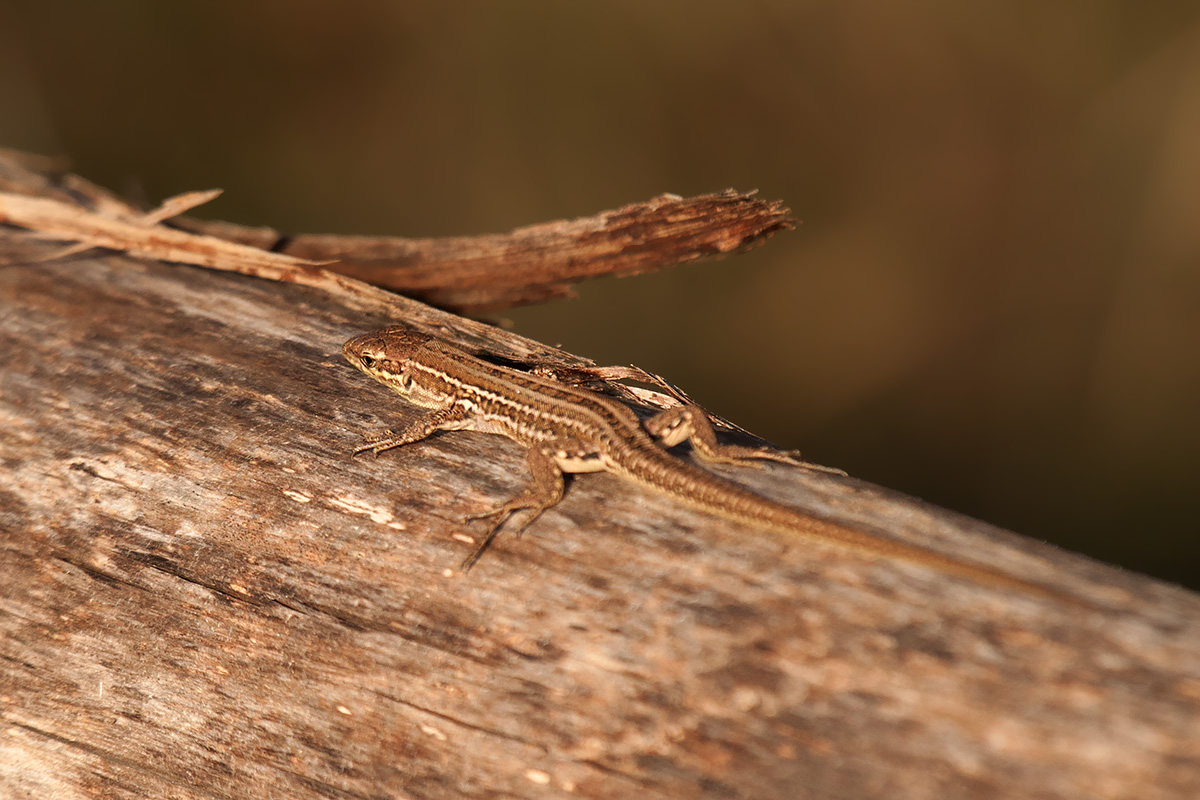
[353,404,469,456]
[461,438,604,570]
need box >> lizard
[342,326,1063,599]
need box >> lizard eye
[358,355,378,369]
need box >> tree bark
[1,237,1198,800]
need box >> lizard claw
[353,430,399,457]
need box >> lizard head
[342,327,442,405]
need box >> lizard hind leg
[644,405,844,474]
[461,442,574,570]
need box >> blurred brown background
[2,2,1196,587]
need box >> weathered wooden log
[1,235,1198,799]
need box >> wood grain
[1,239,1199,800]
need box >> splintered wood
[1,151,796,314]
[0,189,326,272]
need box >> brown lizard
[343,326,1066,600]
